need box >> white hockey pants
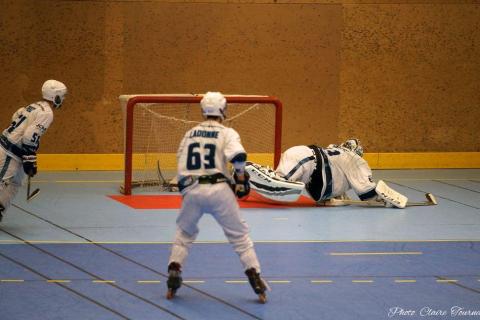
[0,148,24,213]
[169,182,261,272]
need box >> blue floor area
[0,169,479,319]
[0,242,479,320]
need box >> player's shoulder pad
[224,126,240,135]
[30,101,53,115]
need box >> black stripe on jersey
[319,148,333,199]
[284,156,315,180]
[306,145,333,201]
[0,135,24,158]
[0,155,12,180]
[306,146,323,201]
[359,188,377,200]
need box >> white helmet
[340,138,364,157]
[42,80,67,109]
[200,92,227,120]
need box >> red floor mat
[109,192,317,209]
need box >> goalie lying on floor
[245,139,408,208]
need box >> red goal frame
[122,94,283,195]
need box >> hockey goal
[120,94,283,195]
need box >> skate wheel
[258,293,267,304]
[166,289,175,300]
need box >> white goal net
[120,94,282,195]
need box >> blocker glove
[22,154,37,177]
[233,171,250,199]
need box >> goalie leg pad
[375,180,408,208]
[245,162,305,202]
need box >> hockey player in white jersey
[0,80,67,222]
[276,140,377,202]
[166,92,268,303]
[247,139,408,208]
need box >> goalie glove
[233,171,250,199]
[22,154,37,177]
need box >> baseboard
[363,152,480,169]
[36,152,480,171]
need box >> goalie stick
[26,176,40,201]
[320,193,437,207]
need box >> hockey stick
[26,175,40,201]
[157,160,179,191]
[321,193,437,207]
[157,160,167,187]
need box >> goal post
[120,94,283,195]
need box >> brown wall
[340,2,480,152]
[0,0,478,153]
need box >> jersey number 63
[186,143,216,170]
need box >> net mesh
[123,96,278,193]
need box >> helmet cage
[340,139,364,157]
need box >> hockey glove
[22,154,37,177]
[233,172,250,199]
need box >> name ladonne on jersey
[177,120,245,178]
[2,101,53,159]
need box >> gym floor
[0,169,479,320]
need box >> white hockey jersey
[1,101,53,160]
[276,145,376,201]
[177,120,246,180]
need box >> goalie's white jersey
[177,120,245,179]
[276,145,376,201]
[1,101,53,160]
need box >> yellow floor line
[225,280,248,284]
[394,279,417,283]
[183,280,205,284]
[92,280,116,284]
[0,278,475,285]
[137,280,161,284]
[330,252,422,256]
[311,280,333,284]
